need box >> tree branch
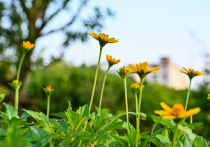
[38,0,70,32]
[40,0,85,37]
[18,0,29,19]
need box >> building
[135,58,187,90]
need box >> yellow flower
[23,41,35,50]
[154,102,200,120]
[180,67,204,79]
[131,83,144,94]
[207,94,210,100]
[131,83,144,89]
[125,62,160,79]
[117,67,129,79]
[46,85,52,92]
[88,32,119,47]
[13,79,19,84]
[106,54,120,67]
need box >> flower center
[171,104,185,116]
[103,33,109,37]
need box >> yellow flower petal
[163,115,177,120]
[160,102,172,112]
[154,110,170,115]
[178,107,201,118]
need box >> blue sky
[35,0,210,87]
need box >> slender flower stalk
[130,83,144,128]
[47,95,51,118]
[184,79,192,111]
[149,122,158,146]
[124,78,129,121]
[180,67,204,111]
[98,67,110,116]
[89,47,103,112]
[135,93,138,127]
[98,55,120,116]
[16,52,26,81]
[9,41,34,111]
[172,122,181,147]
[15,89,19,110]
[124,62,160,147]
[136,79,143,147]
[79,33,119,147]
[43,85,54,118]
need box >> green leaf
[24,126,40,141]
[52,121,68,134]
[180,121,203,130]
[133,112,147,120]
[150,138,162,147]
[178,124,196,141]
[0,102,17,120]
[124,121,137,147]
[51,112,67,120]
[151,115,175,127]
[180,134,191,147]
[19,112,31,120]
[100,119,125,132]
[192,136,208,147]
[76,104,89,118]
[151,115,166,126]
[66,109,88,132]
[106,132,126,147]
[155,134,171,145]
[0,124,31,147]
[139,127,167,147]
[140,132,149,139]
[0,128,6,136]
[23,109,53,134]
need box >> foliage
[0,0,114,94]
[26,62,210,141]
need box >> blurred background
[0,0,209,141]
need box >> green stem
[184,79,192,111]
[17,52,26,81]
[124,78,129,121]
[14,89,19,110]
[98,67,110,116]
[135,93,138,128]
[149,122,158,146]
[14,51,27,111]
[172,123,180,147]
[79,47,103,147]
[89,47,103,112]
[136,79,143,147]
[47,95,50,118]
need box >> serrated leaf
[76,104,89,118]
[51,112,67,120]
[180,134,191,147]
[1,103,17,120]
[155,134,171,145]
[139,127,167,147]
[19,112,31,120]
[178,124,196,141]
[66,109,88,132]
[24,126,40,141]
[106,132,126,147]
[52,121,68,134]
[100,119,124,132]
[192,136,207,147]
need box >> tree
[0,0,113,98]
